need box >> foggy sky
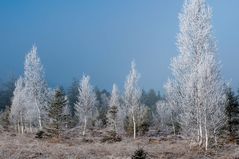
[0,0,239,91]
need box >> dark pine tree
[140,89,161,112]
[94,87,110,127]
[67,78,79,117]
[0,76,16,111]
[225,87,239,142]
[48,87,67,137]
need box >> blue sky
[0,0,239,92]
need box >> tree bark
[20,113,24,134]
[214,129,217,145]
[30,119,32,133]
[204,114,208,151]
[17,121,20,133]
[199,116,203,146]
[35,98,42,130]
[83,116,87,136]
[133,114,136,139]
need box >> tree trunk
[198,101,203,147]
[30,119,32,133]
[133,114,136,139]
[197,106,200,143]
[205,129,208,151]
[199,118,203,146]
[214,129,217,145]
[35,98,42,130]
[20,113,24,134]
[17,121,20,133]
[83,116,87,136]
[204,114,208,151]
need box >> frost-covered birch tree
[10,77,26,134]
[75,75,96,136]
[124,61,141,139]
[10,46,49,133]
[24,46,49,130]
[165,0,226,150]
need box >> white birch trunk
[133,114,136,139]
[20,113,24,134]
[199,115,203,146]
[204,114,208,151]
[35,98,42,130]
[30,119,32,133]
[214,129,217,145]
[83,116,87,136]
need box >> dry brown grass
[0,131,238,159]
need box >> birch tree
[124,61,141,139]
[10,77,26,134]
[75,75,96,136]
[24,45,49,130]
[165,0,226,150]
